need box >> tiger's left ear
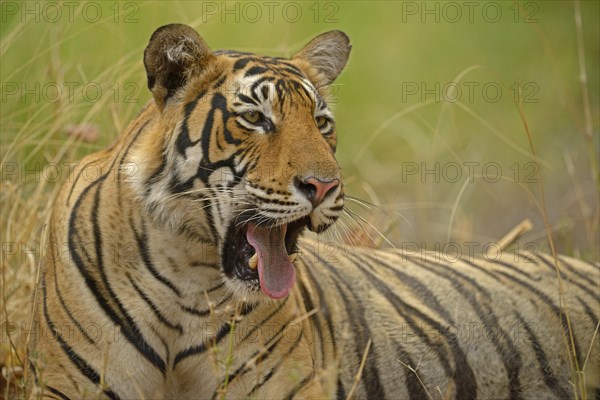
[293,30,351,87]
[144,24,214,110]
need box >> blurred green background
[1,0,599,260]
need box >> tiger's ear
[144,24,213,110]
[293,30,351,87]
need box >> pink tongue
[246,224,296,299]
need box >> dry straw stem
[487,218,534,257]
[446,175,543,245]
[397,358,434,400]
[515,86,586,399]
[563,152,598,255]
[345,338,372,400]
[213,304,320,399]
[433,65,552,172]
[574,0,594,144]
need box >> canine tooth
[248,253,258,269]
[289,253,298,263]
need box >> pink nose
[296,177,340,207]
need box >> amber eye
[316,116,329,129]
[243,111,262,124]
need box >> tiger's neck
[118,166,227,301]
[63,113,227,304]
[124,102,227,244]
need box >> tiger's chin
[220,216,311,301]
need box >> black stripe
[45,385,71,400]
[213,314,295,396]
[577,296,599,327]
[213,74,227,89]
[557,255,598,287]
[239,301,258,316]
[282,66,305,78]
[67,123,166,374]
[65,159,102,205]
[256,316,296,358]
[211,350,260,400]
[42,283,120,400]
[248,331,305,396]
[202,182,220,241]
[355,254,482,399]
[90,184,166,373]
[257,206,296,214]
[351,254,454,378]
[242,145,260,171]
[301,261,430,400]
[245,65,269,77]
[239,297,289,344]
[304,247,387,398]
[275,79,287,109]
[283,372,314,400]
[408,255,523,399]
[237,93,258,106]
[127,273,183,334]
[321,127,334,136]
[189,260,220,269]
[131,218,182,297]
[174,322,232,367]
[364,252,454,323]
[296,278,324,365]
[517,251,539,263]
[213,322,290,397]
[250,193,298,206]
[294,80,316,105]
[346,251,478,399]
[212,350,259,400]
[199,93,242,180]
[488,257,541,281]
[206,282,225,292]
[41,393,64,400]
[391,338,431,400]
[233,57,252,71]
[51,243,95,345]
[463,259,585,369]
[515,312,570,398]
[175,90,207,156]
[179,292,233,317]
[250,76,275,98]
[536,254,600,301]
[235,119,253,131]
[212,187,225,229]
[168,174,194,194]
[301,257,338,354]
[145,156,166,186]
[260,84,269,99]
[336,377,346,400]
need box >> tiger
[27,24,599,400]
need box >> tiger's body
[29,25,599,399]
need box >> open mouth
[222,217,308,299]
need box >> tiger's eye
[316,116,328,129]
[243,111,261,124]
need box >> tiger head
[130,24,350,300]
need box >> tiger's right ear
[144,24,213,110]
[293,30,351,88]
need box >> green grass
[1,1,598,398]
